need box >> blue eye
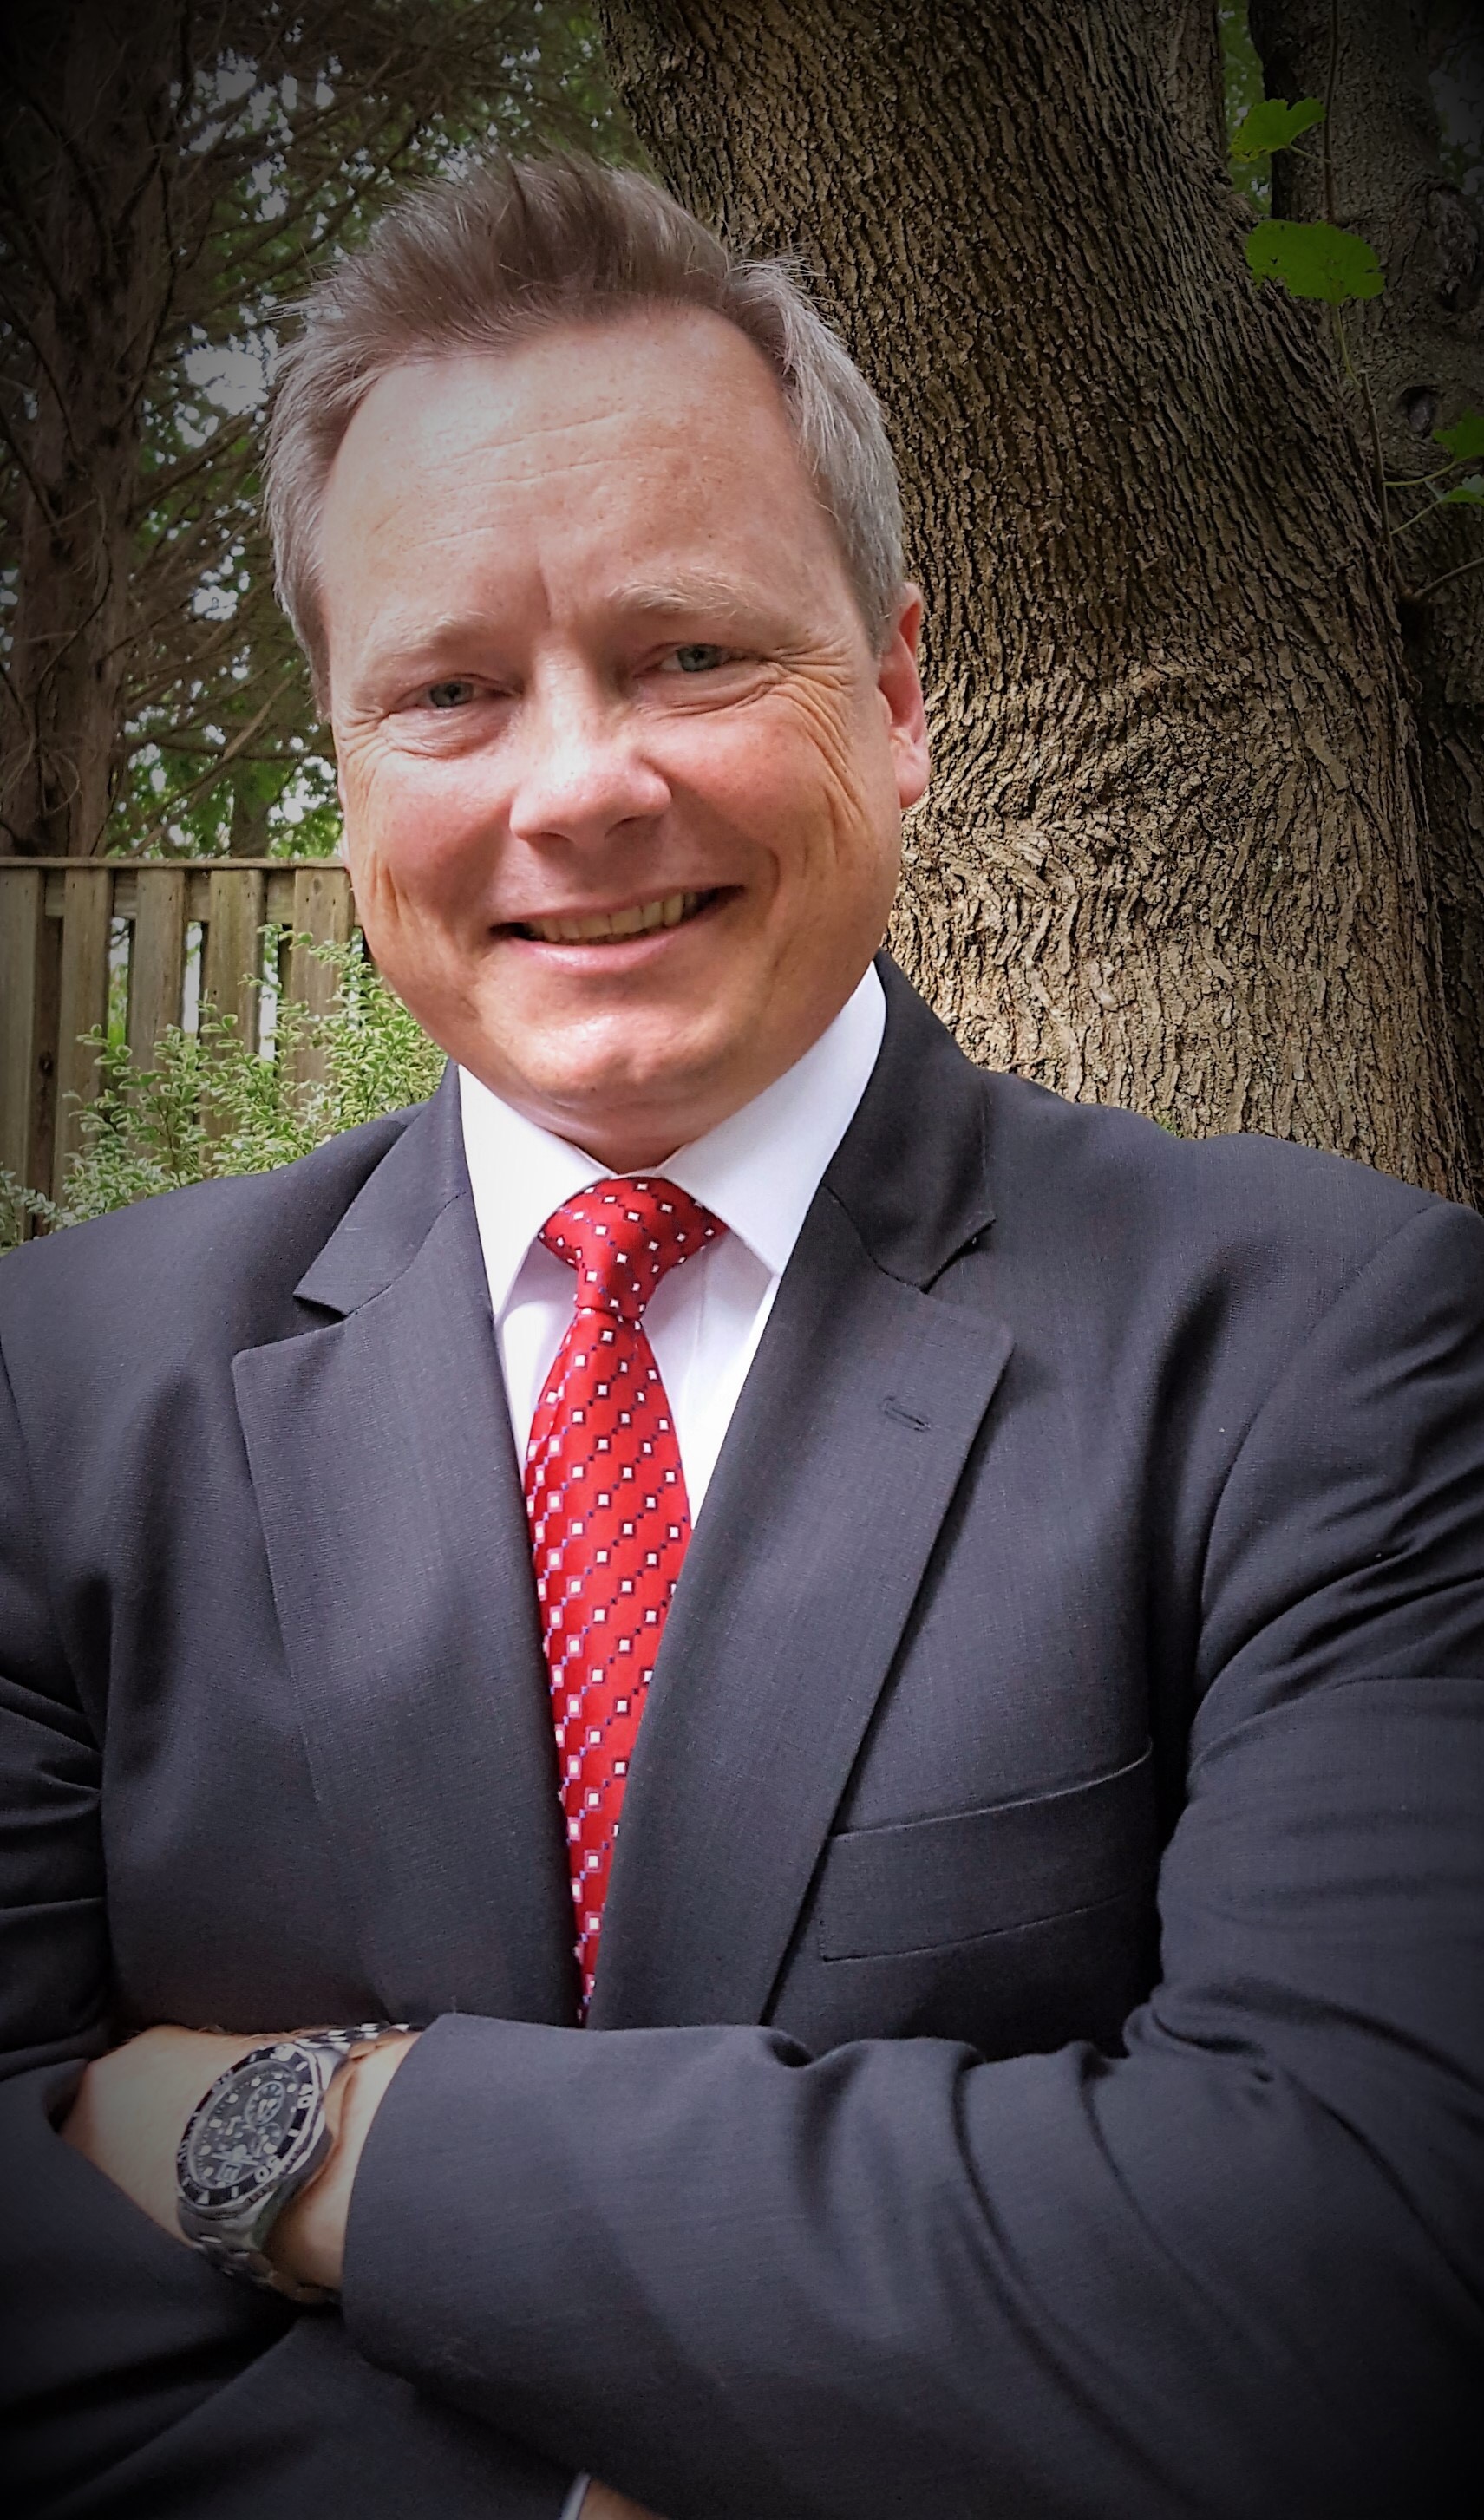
[427,679,475,708]
[668,644,729,674]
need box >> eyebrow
[598,572,766,624]
[363,577,772,677]
[363,612,502,668]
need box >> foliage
[1392,415,1484,549]
[0,2,635,860]
[1243,215,1385,305]
[1435,413,1484,463]
[1232,87,1385,314]
[1226,24,1481,604]
[1219,5,1272,209]
[0,937,445,1250]
[1229,95,1325,164]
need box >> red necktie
[525,1177,724,2010]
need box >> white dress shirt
[459,963,886,1518]
[460,966,884,2520]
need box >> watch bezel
[175,2021,411,2299]
[176,2040,331,2223]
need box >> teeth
[522,891,705,943]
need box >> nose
[506,666,670,849]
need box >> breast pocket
[818,1746,1157,1962]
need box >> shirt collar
[458,962,886,1318]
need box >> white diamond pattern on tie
[524,1178,723,2012]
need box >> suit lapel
[233,1075,576,2028]
[232,969,1012,2038]
[589,962,1013,2031]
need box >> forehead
[317,308,840,606]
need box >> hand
[65,2033,661,2509]
[61,2024,267,2241]
[60,2023,419,2294]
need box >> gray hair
[264,153,905,702]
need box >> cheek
[683,695,873,872]
[758,690,889,885]
[343,753,494,918]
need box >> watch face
[179,2044,319,2214]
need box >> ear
[876,584,930,810]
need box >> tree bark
[1247,0,1484,1193]
[598,0,1467,1196]
[0,1,182,858]
[1143,0,1228,174]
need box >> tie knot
[539,1176,723,1322]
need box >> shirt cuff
[559,2474,592,2520]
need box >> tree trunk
[1247,0,1484,1194]
[598,0,1468,1197]
[1,1,180,858]
[1144,0,1229,174]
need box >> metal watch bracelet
[176,2021,413,2303]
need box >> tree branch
[1410,549,1484,602]
[130,426,241,520]
[140,687,279,813]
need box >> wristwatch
[175,2022,409,2301]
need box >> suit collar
[821,952,995,1287]
[291,1062,465,1319]
[587,1184,1013,2030]
[236,1154,579,2027]
[290,952,993,1327]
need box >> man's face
[320,308,928,1165]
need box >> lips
[506,889,716,943]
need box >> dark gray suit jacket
[2,960,1481,2517]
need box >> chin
[542,1015,725,1088]
[526,1042,732,1151]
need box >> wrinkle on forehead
[326,308,794,499]
[321,320,867,702]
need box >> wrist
[266,2031,418,2296]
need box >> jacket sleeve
[0,1339,575,2520]
[340,1197,1484,2520]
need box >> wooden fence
[1,858,356,1208]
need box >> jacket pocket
[818,1745,1156,1961]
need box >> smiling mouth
[504,889,721,943]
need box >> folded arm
[10,1199,1484,2517]
[317,1200,1481,2518]
[0,1344,587,2520]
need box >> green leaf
[1433,412,1484,462]
[1244,219,1385,304]
[1230,96,1326,164]
[1436,474,1484,507]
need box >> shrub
[1,937,446,1251]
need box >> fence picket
[203,865,266,1049]
[0,866,44,1191]
[0,859,356,1233]
[127,865,187,1065]
[54,868,113,1200]
[285,865,353,1086]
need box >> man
[1,152,1481,2520]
